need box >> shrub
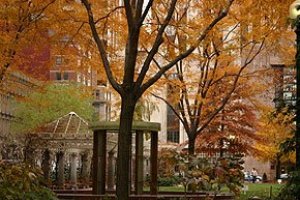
[158,176,179,186]
[275,170,300,200]
[0,161,58,200]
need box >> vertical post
[92,130,107,195]
[81,151,91,188]
[57,151,65,189]
[70,152,78,189]
[296,23,300,170]
[129,131,133,194]
[150,131,158,195]
[107,150,115,191]
[41,149,51,185]
[135,130,144,194]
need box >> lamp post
[289,0,300,171]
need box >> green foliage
[158,149,244,195]
[133,96,158,121]
[181,155,243,194]
[239,183,283,200]
[289,16,300,29]
[157,176,180,187]
[275,171,300,200]
[0,162,57,200]
[13,83,94,134]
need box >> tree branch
[137,0,154,27]
[124,0,134,31]
[196,39,265,134]
[135,0,177,93]
[151,92,186,126]
[139,0,234,95]
[81,0,121,93]
[135,0,144,21]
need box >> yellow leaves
[256,107,294,162]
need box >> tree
[152,0,293,155]
[194,83,262,156]
[256,107,295,179]
[11,83,94,163]
[158,148,244,195]
[79,0,234,199]
[13,83,94,134]
[0,0,56,82]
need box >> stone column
[135,130,144,194]
[35,150,43,167]
[23,146,35,166]
[41,149,51,185]
[57,151,65,189]
[150,131,158,195]
[107,150,115,191]
[81,151,91,188]
[144,157,150,179]
[70,152,78,189]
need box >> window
[97,79,106,86]
[56,72,61,80]
[166,83,180,143]
[167,130,179,143]
[63,72,69,80]
[55,56,63,65]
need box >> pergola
[36,112,95,188]
[90,121,161,195]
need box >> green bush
[158,176,179,186]
[0,162,58,200]
[275,170,300,200]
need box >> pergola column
[70,152,78,189]
[41,149,51,185]
[81,151,91,188]
[135,130,144,194]
[144,157,150,179]
[107,150,115,191]
[92,130,107,195]
[90,121,161,197]
[57,151,65,189]
[150,131,158,195]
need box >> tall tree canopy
[0,0,56,82]
[1,0,295,199]
[78,0,234,198]
[152,0,294,154]
[13,83,94,134]
[256,107,295,178]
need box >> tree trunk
[187,136,196,191]
[275,154,281,180]
[219,138,224,157]
[188,137,196,155]
[116,95,136,200]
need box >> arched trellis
[35,112,95,189]
[90,121,161,195]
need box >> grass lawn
[239,183,283,200]
[146,183,284,199]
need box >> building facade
[0,72,37,160]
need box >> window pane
[63,72,69,80]
[55,56,63,65]
[56,72,61,80]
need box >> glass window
[56,72,61,80]
[63,72,69,80]
[167,131,179,143]
[55,56,63,65]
